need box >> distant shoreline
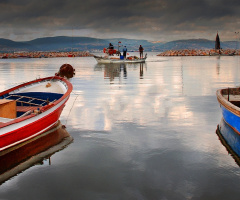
[158,49,239,56]
[0,51,94,59]
[2,49,240,58]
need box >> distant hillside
[0,38,34,52]
[26,36,109,51]
[0,37,154,52]
[25,37,155,52]
[0,36,239,52]
[160,39,214,50]
[159,39,239,51]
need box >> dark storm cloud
[0,0,239,41]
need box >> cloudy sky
[0,0,240,42]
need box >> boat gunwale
[216,88,240,117]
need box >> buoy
[57,64,75,79]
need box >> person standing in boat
[123,46,127,59]
[109,43,114,50]
[139,45,144,59]
[108,43,114,55]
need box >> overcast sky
[0,0,240,42]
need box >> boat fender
[57,64,75,79]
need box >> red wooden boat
[0,76,73,152]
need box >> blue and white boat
[217,87,240,163]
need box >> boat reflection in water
[94,62,146,82]
[0,120,73,184]
[216,118,240,166]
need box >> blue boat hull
[221,105,240,134]
[216,88,240,163]
[218,118,240,158]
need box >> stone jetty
[157,49,240,56]
[0,51,94,59]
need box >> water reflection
[94,63,147,82]
[2,56,240,198]
[0,121,73,185]
[140,63,144,79]
[120,63,127,78]
[216,56,221,75]
[216,118,240,166]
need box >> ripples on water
[0,53,240,199]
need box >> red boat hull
[0,99,67,151]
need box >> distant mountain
[26,37,155,52]
[0,36,239,52]
[159,39,239,51]
[0,36,154,52]
[26,36,109,51]
[159,39,215,50]
[0,38,34,52]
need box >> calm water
[0,53,240,199]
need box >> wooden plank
[0,99,16,119]
[16,100,43,106]
[0,99,14,104]
[16,106,39,112]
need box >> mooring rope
[64,91,81,127]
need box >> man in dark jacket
[139,45,144,58]
[123,46,127,58]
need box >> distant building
[215,32,221,50]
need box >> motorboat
[94,54,147,64]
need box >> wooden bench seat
[0,99,16,119]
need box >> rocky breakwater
[157,49,240,56]
[0,51,94,59]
